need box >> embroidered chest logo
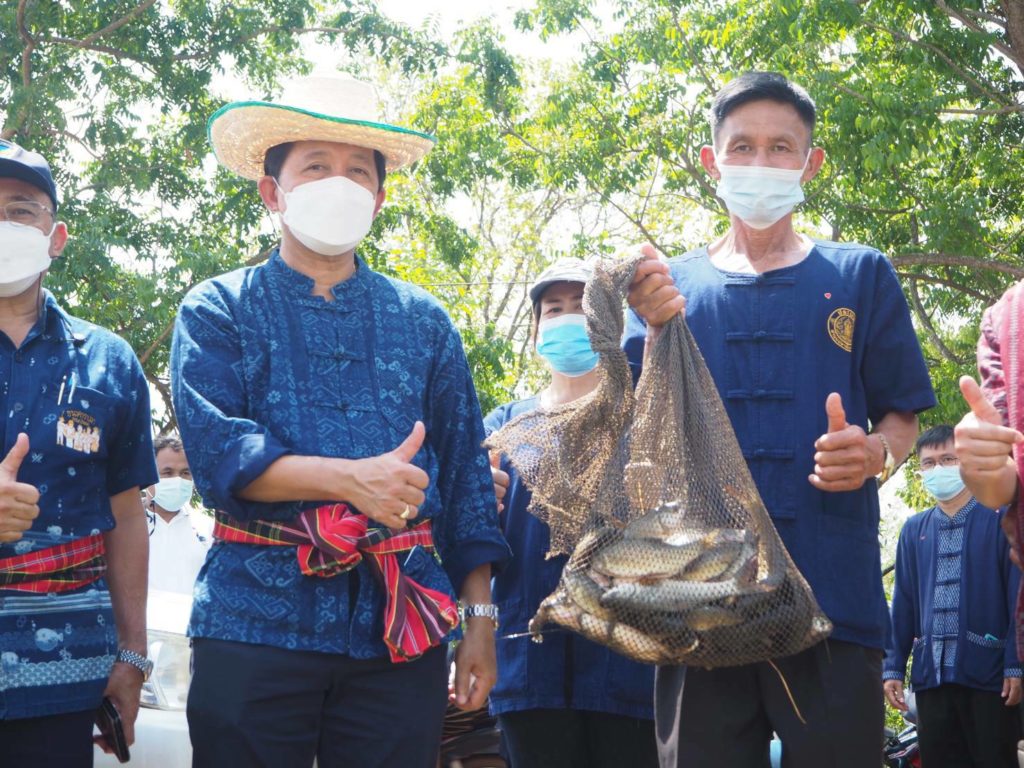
[57,409,101,454]
[827,308,855,353]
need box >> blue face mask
[921,465,966,502]
[536,314,599,377]
[714,153,809,229]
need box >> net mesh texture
[486,255,832,668]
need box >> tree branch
[895,271,995,304]
[891,251,1024,278]
[81,0,158,45]
[43,35,157,72]
[936,0,1020,73]
[907,276,970,365]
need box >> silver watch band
[460,603,499,627]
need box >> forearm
[964,456,1019,509]
[103,487,148,654]
[870,410,919,473]
[238,454,352,503]
[459,562,492,604]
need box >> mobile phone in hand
[94,696,130,763]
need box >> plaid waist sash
[213,504,459,663]
[0,534,106,593]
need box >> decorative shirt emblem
[56,409,101,454]
[827,307,855,353]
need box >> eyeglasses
[919,455,960,470]
[0,201,54,228]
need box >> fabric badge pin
[55,376,101,455]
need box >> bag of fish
[486,255,832,667]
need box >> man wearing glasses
[883,424,1021,767]
[0,139,156,766]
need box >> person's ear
[48,221,69,259]
[699,145,719,180]
[258,176,283,212]
[802,147,826,183]
[372,187,386,218]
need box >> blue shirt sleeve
[426,323,511,594]
[884,521,918,681]
[105,351,157,495]
[861,259,936,423]
[171,284,292,519]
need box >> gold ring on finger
[400,505,411,520]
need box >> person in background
[485,258,659,768]
[0,139,156,766]
[145,435,211,594]
[884,425,1021,767]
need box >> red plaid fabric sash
[999,283,1024,659]
[213,504,459,663]
[0,534,106,593]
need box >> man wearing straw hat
[171,75,510,768]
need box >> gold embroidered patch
[827,308,855,353]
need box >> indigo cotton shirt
[0,292,156,718]
[624,242,935,650]
[171,250,510,657]
[884,501,1021,692]
[485,396,655,720]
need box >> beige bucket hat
[208,74,436,180]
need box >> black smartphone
[94,696,130,763]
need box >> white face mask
[714,152,810,229]
[0,221,54,297]
[278,176,376,256]
[150,477,194,513]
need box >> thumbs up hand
[955,376,1023,522]
[0,434,40,543]
[347,422,430,530]
[809,393,877,493]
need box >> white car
[95,590,193,768]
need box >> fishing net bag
[486,255,831,668]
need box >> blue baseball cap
[0,140,59,210]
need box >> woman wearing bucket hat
[483,258,658,768]
[171,75,510,768]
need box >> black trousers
[497,708,658,768]
[0,708,95,768]
[188,638,448,768]
[916,683,1021,767]
[655,639,883,768]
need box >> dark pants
[188,638,448,768]
[655,639,883,768]
[498,708,658,768]
[916,683,1021,767]
[0,708,95,768]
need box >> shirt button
[12,403,23,412]
[14,353,23,363]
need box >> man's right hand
[0,433,40,543]
[490,452,509,514]
[883,679,907,712]
[345,422,430,530]
[626,244,685,329]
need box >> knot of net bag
[489,254,832,668]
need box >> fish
[679,540,744,582]
[592,538,705,580]
[569,526,623,569]
[563,567,613,619]
[684,606,744,632]
[623,502,692,540]
[600,578,740,614]
[530,591,582,636]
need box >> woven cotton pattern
[486,256,832,668]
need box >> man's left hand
[1003,676,1022,706]
[450,618,497,711]
[809,393,879,493]
[97,662,143,750]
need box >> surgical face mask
[0,221,54,297]
[150,477,194,513]
[921,465,966,502]
[536,313,599,377]
[714,153,809,229]
[277,176,376,256]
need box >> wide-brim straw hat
[208,75,436,180]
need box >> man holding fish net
[624,72,935,767]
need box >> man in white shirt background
[145,436,211,594]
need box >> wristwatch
[115,648,153,681]
[460,603,499,629]
[875,432,895,484]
